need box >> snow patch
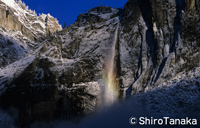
[0,110,15,128]
[0,56,35,86]
[1,0,15,9]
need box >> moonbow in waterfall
[102,23,120,106]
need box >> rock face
[0,0,62,68]
[119,0,200,95]
[0,0,62,40]
[0,3,121,127]
[39,13,63,37]
[0,0,200,127]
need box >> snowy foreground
[0,67,199,128]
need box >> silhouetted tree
[64,22,67,28]
[6,10,9,18]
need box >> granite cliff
[0,0,62,67]
[0,0,200,127]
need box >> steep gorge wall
[120,0,200,95]
[0,0,62,68]
[0,6,122,127]
[0,4,21,31]
[0,1,62,41]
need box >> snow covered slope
[0,0,62,67]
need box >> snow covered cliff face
[120,0,200,95]
[0,4,121,127]
[0,0,62,39]
[0,0,62,67]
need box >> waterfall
[102,22,120,106]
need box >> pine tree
[18,0,22,4]
[25,5,29,10]
[64,22,67,28]
[33,10,36,15]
